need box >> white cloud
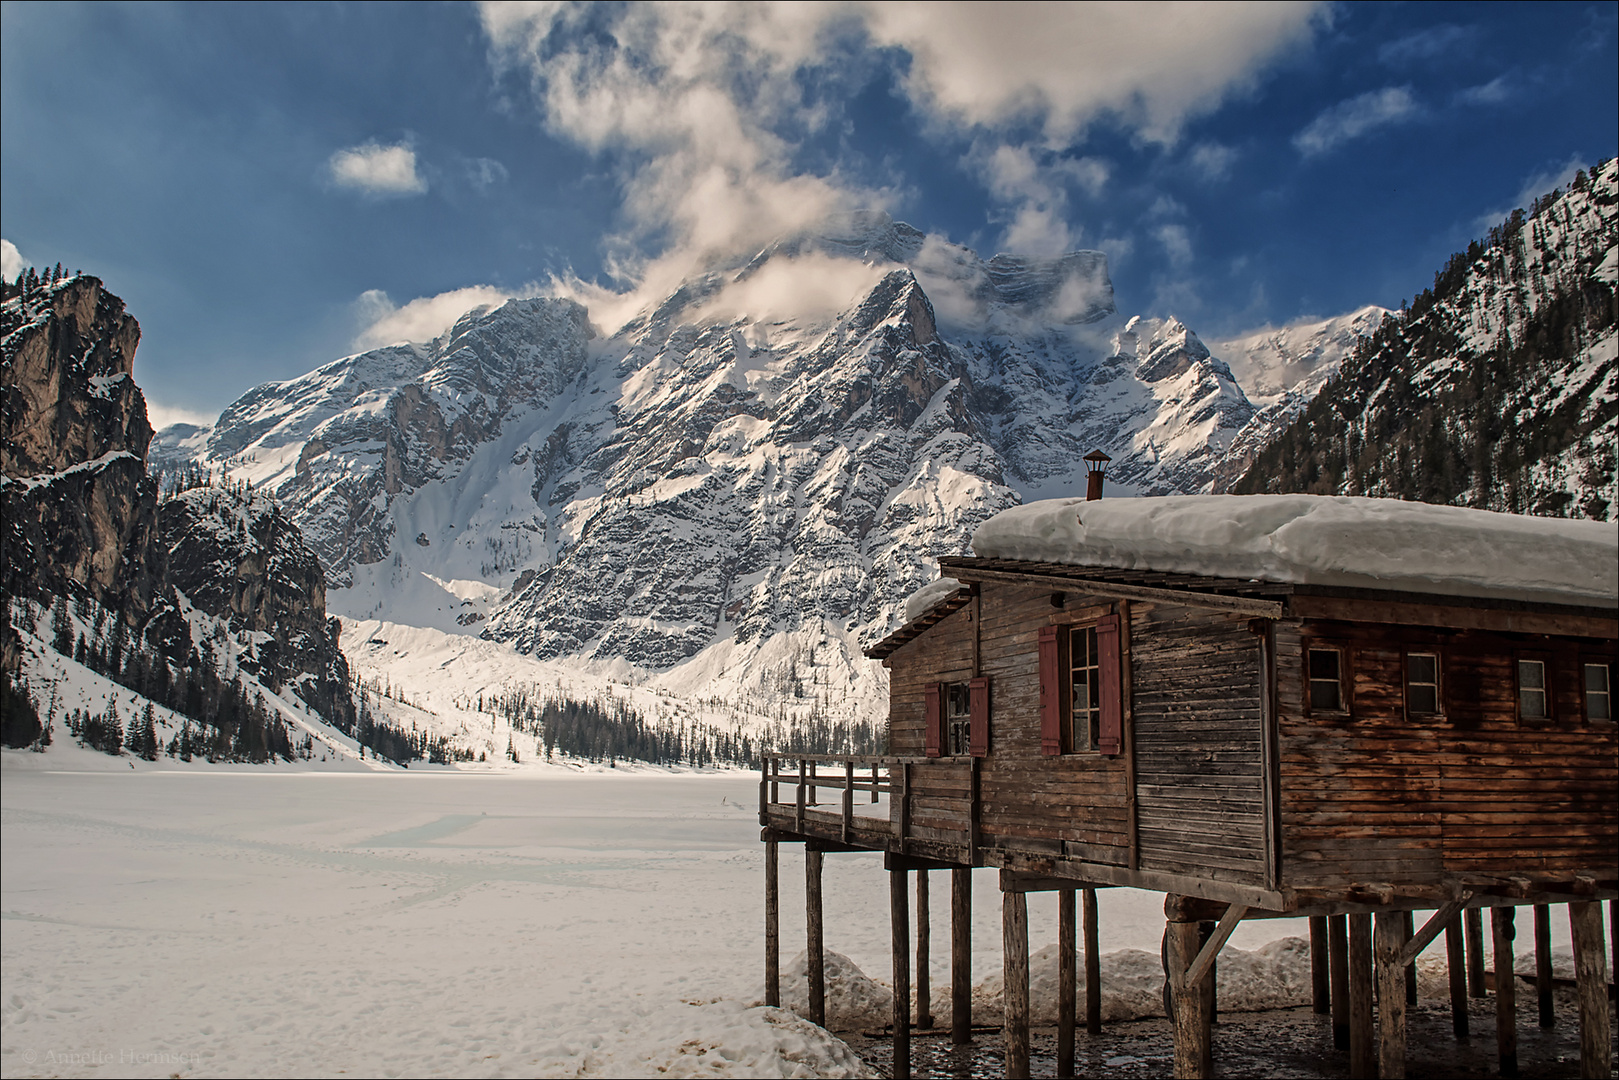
[465,157,510,191]
[1155,223,1193,266]
[353,285,537,349]
[972,144,1111,255]
[693,254,887,326]
[1189,142,1237,181]
[329,142,428,196]
[1455,76,1513,107]
[2,239,27,282]
[1293,86,1420,157]
[1378,24,1476,66]
[144,401,217,430]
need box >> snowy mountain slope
[181,222,1271,723]
[1237,157,1618,519]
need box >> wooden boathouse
[759,482,1617,1078]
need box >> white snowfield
[972,494,1619,607]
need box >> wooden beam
[1309,915,1329,1014]
[1083,888,1102,1036]
[1570,900,1612,1079]
[938,564,1285,617]
[1329,914,1350,1050]
[1288,591,1618,639]
[1446,912,1469,1039]
[764,839,779,1007]
[1403,910,1418,1006]
[806,849,825,1028]
[1182,905,1248,991]
[1399,895,1472,967]
[891,867,911,1080]
[1058,890,1076,1079]
[841,760,853,845]
[1466,907,1487,998]
[1377,910,1410,1079]
[1348,912,1374,1079]
[916,870,932,1030]
[1167,918,1208,1079]
[1493,905,1518,1078]
[952,867,972,1046]
[1003,889,1030,1079]
[1533,904,1554,1029]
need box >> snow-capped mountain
[180,217,1268,720]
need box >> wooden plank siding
[1129,604,1268,883]
[1274,620,1619,890]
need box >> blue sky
[3,1,1615,426]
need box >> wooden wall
[1128,604,1268,884]
[1274,618,1619,890]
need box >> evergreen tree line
[2,262,79,303]
[1236,161,1617,520]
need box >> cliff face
[1,274,353,730]
[1,276,162,620]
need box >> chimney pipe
[1084,450,1111,502]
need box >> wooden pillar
[1570,901,1612,1080]
[1058,890,1076,1079]
[1493,905,1518,1079]
[1199,920,1218,1031]
[1348,912,1374,1080]
[1329,913,1350,1050]
[764,839,780,1007]
[1610,898,1617,998]
[1445,911,1470,1038]
[1310,915,1330,1014]
[1376,909,1409,1079]
[916,870,932,1029]
[951,867,972,1046]
[1534,903,1554,1029]
[1465,907,1486,997]
[891,867,912,1080]
[1003,889,1030,1079]
[1403,909,1418,1006]
[1168,917,1208,1080]
[1083,887,1101,1036]
[806,849,825,1027]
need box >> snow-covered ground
[1,766,1570,1078]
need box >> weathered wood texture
[1349,913,1374,1080]
[1329,913,1350,1049]
[1534,903,1554,1029]
[1309,915,1329,1013]
[1058,890,1076,1078]
[891,869,911,1080]
[915,870,932,1030]
[764,839,779,1007]
[1273,620,1618,890]
[1003,889,1030,1079]
[1569,900,1612,1080]
[1167,919,1209,1080]
[952,867,972,1046]
[1446,912,1469,1038]
[806,849,825,1028]
[1376,909,1409,1079]
[1083,887,1102,1035]
[1495,905,1518,1079]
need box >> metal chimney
[1084,450,1111,501]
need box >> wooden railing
[760,753,908,844]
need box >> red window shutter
[1097,614,1122,756]
[923,682,942,757]
[969,676,990,757]
[1039,625,1061,755]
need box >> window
[1517,659,1548,719]
[1585,663,1612,721]
[1406,652,1441,715]
[1308,648,1345,712]
[946,682,972,755]
[1070,625,1101,751]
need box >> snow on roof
[971,494,1618,607]
[903,576,965,623]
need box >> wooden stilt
[1445,911,1469,1038]
[1083,887,1101,1036]
[1570,901,1612,1080]
[1329,913,1350,1050]
[764,839,779,1007]
[1610,898,1617,1000]
[806,848,825,1028]
[1466,907,1486,997]
[1534,903,1554,1029]
[1058,890,1076,1079]
[891,867,912,1080]
[1348,912,1374,1080]
[1493,905,1518,1078]
[1003,889,1030,1079]
[1310,915,1330,1014]
[1403,909,1418,1006]
[916,870,932,1030]
[1376,910,1409,1079]
[952,867,972,1046]
[1168,917,1207,1080]
[1199,920,1218,1031]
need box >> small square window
[1309,648,1343,712]
[1518,660,1547,719]
[1585,663,1612,721]
[1407,652,1440,715]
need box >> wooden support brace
[891,867,911,1080]
[951,867,972,1046]
[1445,912,1469,1039]
[764,839,779,1007]
[1493,905,1518,1079]
[1083,887,1101,1036]
[1403,910,1418,1006]
[1348,912,1374,1080]
[1399,895,1472,968]
[1329,913,1350,1050]
[1377,909,1410,1079]
[916,870,932,1030]
[806,848,825,1028]
[841,760,853,844]
[1534,904,1554,1029]
[1309,915,1330,1014]
[1570,900,1611,1080]
[1466,907,1487,998]
[1180,904,1248,991]
[1003,889,1030,1079]
[1058,890,1076,1079]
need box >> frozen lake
[2,766,1320,1077]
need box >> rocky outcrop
[1,274,354,729]
[1,276,162,620]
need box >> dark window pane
[1408,684,1439,714]
[1408,654,1437,685]
[1518,660,1544,690]
[1310,680,1342,711]
[1585,663,1609,694]
[1309,649,1340,681]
